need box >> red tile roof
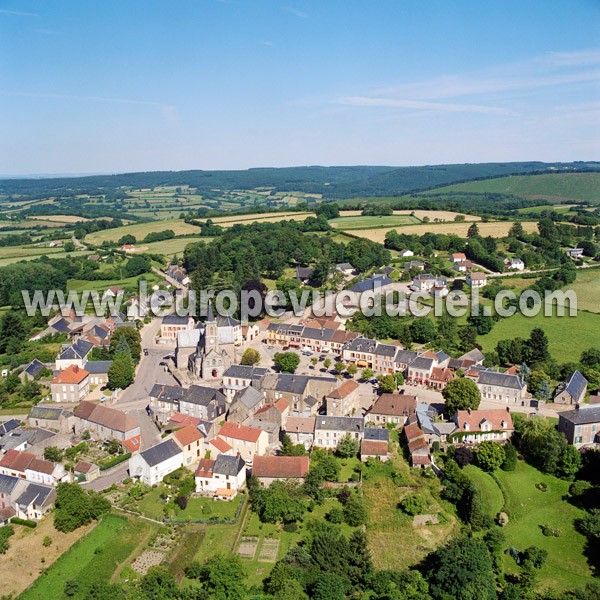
[52,365,89,385]
[369,393,418,418]
[361,439,388,456]
[408,437,429,454]
[284,417,316,434]
[219,422,263,443]
[196,458,216,478]
[254,398,290,416]
[74,461,95,474]
[210,436,232,454]
[74,401,139,433]
[252,455,309,479]
[123,435,141,453]
[455,408,513,432]
[403,422,424,442]
[0,449,36,472]
[29,458,55,475]
[430,367,455,383]
[328,379,359,399]
[412,454,432,466]
[173,425,203,447]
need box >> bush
[399,494,427,516]
[99,452,131,471]
[175,495,188,510]
[326,507,344,524]
[283,522,298,533]
[535,482,548,492]
[10,517,37,528]
[0,525,14,553]
[43,535,52,547]
[540,523,561,537]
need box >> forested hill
[1,162,598,199]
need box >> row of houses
[0,474,55,524]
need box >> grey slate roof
[183,385,225,406]
[140,438,182,467]
[301,327,336,342]
[410,357,434,371]
[263,374,336,395]
[364,428,389,441]
[233,386,264,410]
[315,416,364,433]
[149,384,185,403]
[345,337,378,354]
[214,454,246,477]
[477,371,524,390]
[561,370,588,401]
[224,365,269,380]
[59,339,93,361]
[28,406,67,421]
[24,359,47,378]
[51,318,71,333]
[15,482,55,508]
[336,263,354,271]
[216,315,240,328]
[163,315,191,325]
[0,473,20,496]
[459,348,485,364]
[349,276,392,293]
[296,267,314,279]
[85,361,112,374]
[0,419,20,436]
[435,351,450,363]
[374,343,397,358]
[560,405,600,425]
[394,350,419,365]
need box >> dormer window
[464,422,470,431]
[501,420,507,429]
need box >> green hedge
[11,517,37,528]
[99,452,131,471]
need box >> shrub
[0,525,14,553]
[42,536,52,547]
[496,512,509,527]
[99,452,131,471]
[399,494,427,516]
[540,523,561,537]
[283,522,298,533]
[326,507,344,524]
[175,495,188,510]
[535,482,548,492]
[10,517,37,528]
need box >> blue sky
[0,0,599,174]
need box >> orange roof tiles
[219,421,263,443]
[173,425,203,447]
[252,455,309,479]
[455,408,513,432]
[328,379,359,399]
[361,439,388,456]
[52,365,89,385]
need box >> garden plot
[131,550,166,575]
[258,538,280,562]
[237,536,259,559]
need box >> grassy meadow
[429,172,600,203]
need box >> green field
[330,214,420,230]
[516,203,579,214]
[429,172,600,202]
[67,272,160,293]
[560,267,600,313]
[463,465,504,517]
[21,514,158,600]
[85,219,201,245]
[142,236,206,256]
[478,305,600,363]
[494,461,592,592]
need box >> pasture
[560,267,600,313]
[345,220,539,243]
[330,214,419,230]
[478,305,600,363]
[429,172,600,203]
[494,461,592,592]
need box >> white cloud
[283,6,308,18]
[0,8,39,17]
[337,96,510,115]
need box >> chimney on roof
[73,365,79,373]
[467,408,471,415]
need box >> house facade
[129,439,183,486]
[558,404,600,447]
[453,408,513,445]
[252,455,309,487]
[50,365,90,403]
[314,416,364,449]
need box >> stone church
[191,304,230,380]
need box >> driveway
[82,461,129,492]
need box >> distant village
[0,257,596,527]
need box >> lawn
[133,485,244,522]
[22,513,158,600]
[142,236,206,256]
[477,305,600,363]
[494,461,593,592]
[463,464,505,517]
[67,273,160,293]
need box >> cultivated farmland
[343,220,539,243]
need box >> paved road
[82,462,129,492]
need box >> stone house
[314,416,364,449]
[195,454,246,499]
[50,365,90,403]
[453,408,513,445]
[129,439,183,486]
[217,422,269,464]
[558,404,600,447]
[325,380,360,417]
[554,370,588,405]
[252,455,309,487]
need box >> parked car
[143,349,149,356]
